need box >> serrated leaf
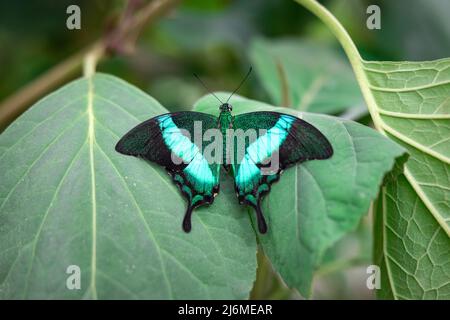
[365,60,450,299]
[294,0,450,300]
[249,37,364,114]
[0,74,257,299]
[194,93,406,297]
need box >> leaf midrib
[87,76,98,300]
[297,74,327,111]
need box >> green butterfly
[115,78,333,234]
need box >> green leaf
[194,93,406,297]
[295,0,450,299]
[367,60,450,299]
[249,37,364,114]
[0,74,257,299]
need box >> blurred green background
[0,0,448,299]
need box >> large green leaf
[367,60,450,299]
[0,74,257,299]
[194,93,406,297]
[295,0,450,299]
[249,37,364,114]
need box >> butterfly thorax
[218,110,233,131]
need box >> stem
[250,248,293,299]
[83,45,105,78]
[249,248,271,299]
[294,0,385,134]
[0,0,180,130]
[275,59,291,107]
[340,104,369,121]
[316,257,370,277]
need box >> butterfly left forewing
[116,111,220,232]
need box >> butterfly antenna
[193,73,224,104]
[226,66,252,103]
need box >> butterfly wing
[115,111,220,232]
[232,111,333,233]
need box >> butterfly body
[116,102,333,234]
[218,105,233,168]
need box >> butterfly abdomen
[218,111,233,165]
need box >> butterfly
[115,71,333,234]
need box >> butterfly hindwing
[231,111,333,233]
[116,111,220,232]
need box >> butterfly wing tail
[255,201,268,234]
[244,195,268,234]
[182,204,193,233]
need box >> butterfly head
[219,103,233,112]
